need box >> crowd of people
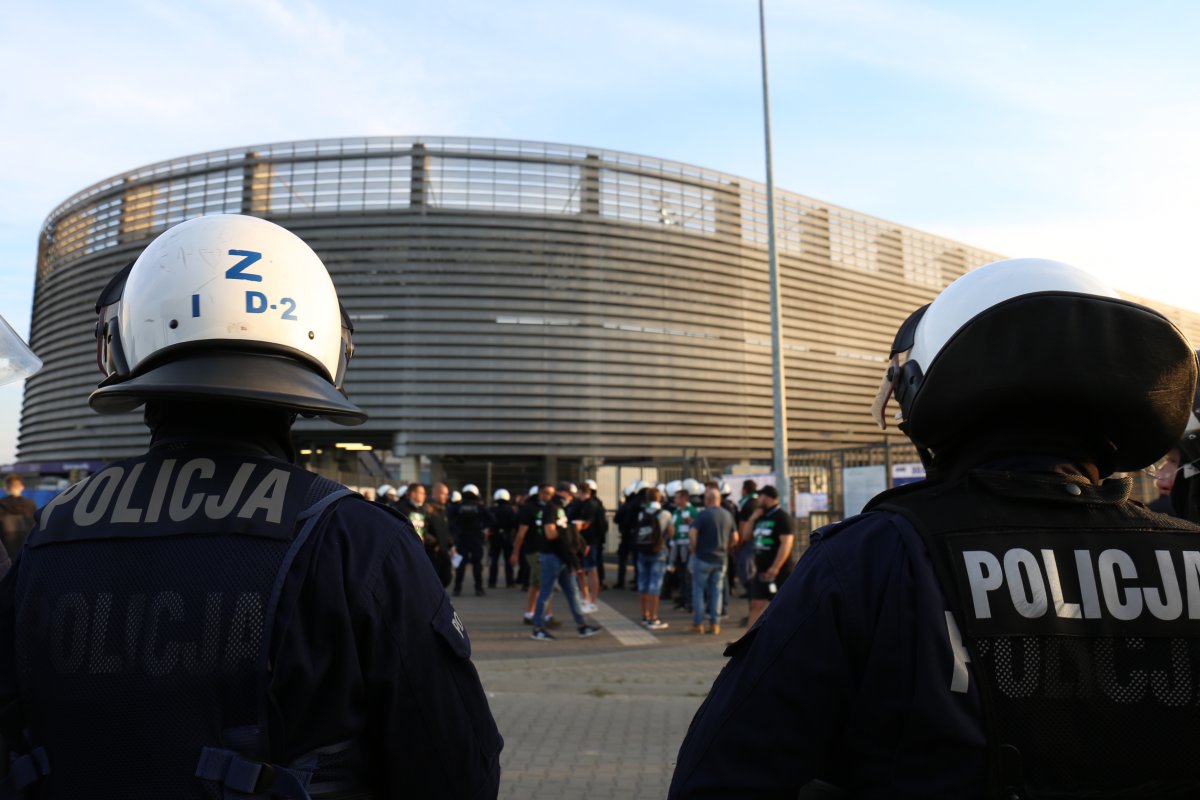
[366,474,799,639]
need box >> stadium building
[18,136,1200,496]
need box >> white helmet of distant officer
[90,214,364,424]
[871,258,1195,473]
[493,488,511,503]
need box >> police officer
[452,483,487,597]
[486,488,517,588]
[613,480,645,589]
[0,215,502,798]
[669,258,1200,799]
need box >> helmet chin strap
[870,351,910,431]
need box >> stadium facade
[19,136,1200,490]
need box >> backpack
[635,509,664,555]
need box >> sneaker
[709,623,721,635]
[531,628,556,642]
[578,625,602,638]
[690,624,705,634]
[646,619,669,631]
[640,618,650,627]
[523,613,534,625]
[581,602,598,613]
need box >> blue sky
[1,0,1198,463]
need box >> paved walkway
[454,575,741,799]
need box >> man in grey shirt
[689,487,736,634]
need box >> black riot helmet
[871,258,1197,473]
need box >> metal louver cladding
[20,136,1200,466]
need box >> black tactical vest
[8,451,356,799]
[455,502,484,540]
[868,470,1200,800]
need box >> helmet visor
[0,314,41,387]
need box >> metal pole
[759,0,792,511]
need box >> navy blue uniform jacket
[669,509,987,799]
[0,442,502,799]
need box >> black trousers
[454,539,485,592]
[487,533,514,587]
[615,534,638,587]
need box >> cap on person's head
[760,485,779,499]
[89,214,365,425]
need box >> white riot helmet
[665,480,683,496]
[0,314,41,387]
[682,478,704,497]
[719,482,732,497]
[377,484,396,499]
[90,214,364,424]
[450,491,462,504]
[631,479,646,493]
[871,258,1196,471]
[582,479,598,492]
[462,483,480,497]
[493,488,511,502]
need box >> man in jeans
[531,483,603,641]
[689,487,735,635]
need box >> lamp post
[759,0,792,510]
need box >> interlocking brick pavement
[453,576,743,799]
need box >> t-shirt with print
[538,500,571,561]
[751,504,794,573]
[398,499,426,542]
[516,499,544,555]
[672,504,698,544]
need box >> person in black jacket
[0,215,502,798]
[452,484,487,596]
[0,474,36,560]
[486,488,517,588]
[671,258,1200,799]
[614,482,644,589]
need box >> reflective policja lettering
[39,460,291,528]
[962,547,1200,622]
[45,590,264,677]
